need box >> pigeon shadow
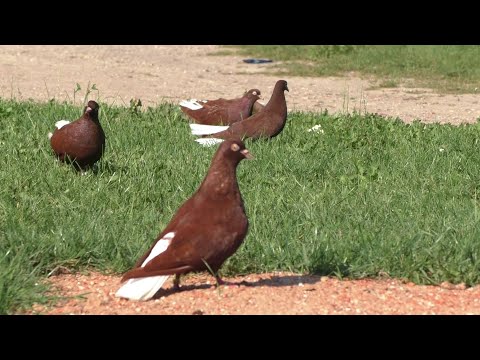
[86,160,129,176]
[154,283,213,298]
[152,274,323,299]
[232,274,321,288]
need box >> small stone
[440,281,455,290]
[455,283,467,290]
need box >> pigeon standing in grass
[190,80,289,146]
[116,139,253,301]
[180,89,261,125]
[49,100,105,170]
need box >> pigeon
[180,89,261,125]
[49,100,105,170]
[190,80,289,146]
[116,138,253,301]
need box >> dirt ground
[4,45,480,315]
[2,45,479,124]
[21,271,480,315]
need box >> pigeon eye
[252,91,257,95]
[231,143,240,152]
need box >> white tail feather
[195,138,224,147]
[116,232,175,301]
[180,99,203,110]
[55,120,70,130]
[190,123,229,136]
[141,232,174,267]
[115,275,170,301]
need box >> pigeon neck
[265,85,287,113]
[200,157,240,198]
[243,96,258,113]
[84,113,100,124]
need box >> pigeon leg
[215,274,225,287]
[173,274,181,290]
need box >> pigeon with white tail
[190,80,289,147]
[116,139,253,301]
[180,89,261,125]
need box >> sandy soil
[22,272,480,315]
[4,45,480,315]
[1,45,479,124]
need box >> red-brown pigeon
[116,139,253,301]
[180,89,261,125]
[49,100,105,170]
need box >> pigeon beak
[86,106,92,112]
[241,149,254,159]
[285,85,289,92]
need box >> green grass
[226,45,480,93]
[2,99,480,313]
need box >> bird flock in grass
[47,79,292,301]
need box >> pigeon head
[83,100,100,120]
[245,88,262,100]
[219,138,254,163]
[277,80,289,92]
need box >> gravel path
[23,272,480,315]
